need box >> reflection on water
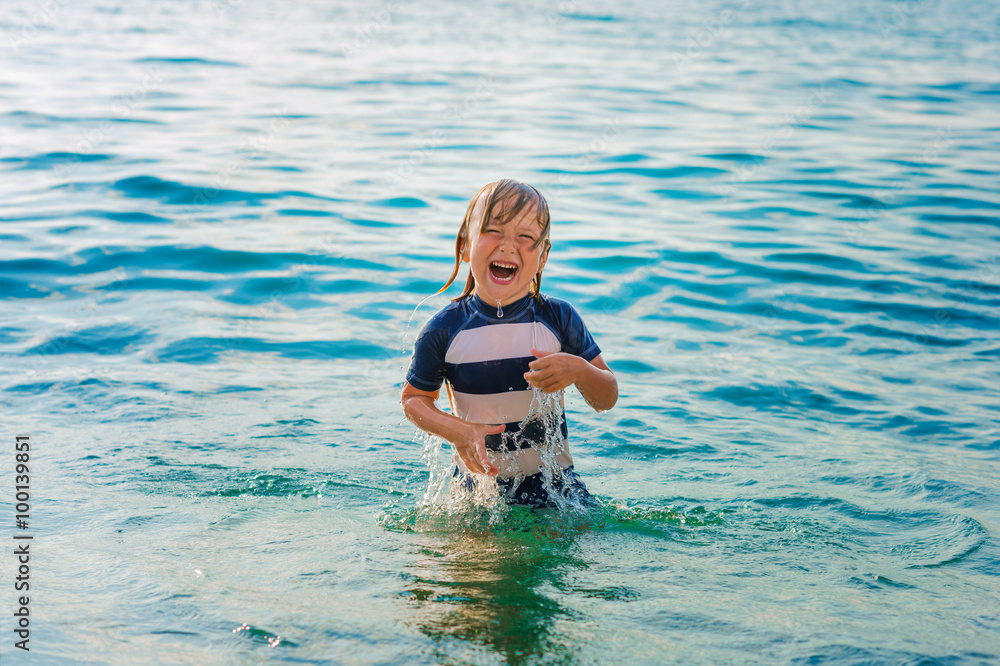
[384,498,725,664]
[402,519,586,666]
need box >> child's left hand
[524,348,583,393]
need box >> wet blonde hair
[438,179,551,301]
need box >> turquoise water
[2,0,999,663]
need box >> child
[401,179,617,508]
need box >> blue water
[2,0,999,663]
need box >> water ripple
[155,337,391,364]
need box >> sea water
[1,0,999,663]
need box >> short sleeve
[405,320,451,392]
[549,298,601,362]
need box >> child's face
[462,196,548,306]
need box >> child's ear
[460,237,471,262]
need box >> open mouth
[489,261,518,284]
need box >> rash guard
[406,292,601,477]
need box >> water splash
[379,397,726,534]
[405,291,442,340]
[399,290,446,389]
[397,430,514,529]
[383,388,596,533]
[501,388,593,513]
[386,377,726,531]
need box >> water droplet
[496,300,503,318]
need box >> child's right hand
[456,422,504,476]
[401,382,503,476]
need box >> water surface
[1,0,999,663]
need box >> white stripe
[456,447,575,479]
[451,389,534,425]
[445,321,560,365]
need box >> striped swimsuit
[406,292,601,480]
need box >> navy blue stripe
[445,357,533,395]
[486,414,569,451]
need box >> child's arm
[524,349,618,412]
[400,382,502,476]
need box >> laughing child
[401,179,617,508]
